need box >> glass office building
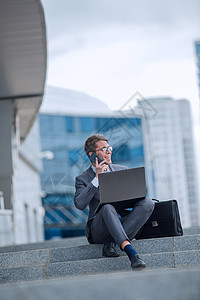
[39,87,145,239]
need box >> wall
[13,120,44,244]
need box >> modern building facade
[13,120,44,244]
[141,97,200,228]
[39,86,145,239]
[0,0,46,246]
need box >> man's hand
[95,158,109,178]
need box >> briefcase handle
[152,198,159,203]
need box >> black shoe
[102,242,120,257]
[131,254,146,270]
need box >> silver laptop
[97,167,146,212]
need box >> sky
[41,0,200,116]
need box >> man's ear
[88,152,93,157]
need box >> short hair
[84,134,108,158]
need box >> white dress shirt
[91,165,110,188]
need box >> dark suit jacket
[74,164,127,242]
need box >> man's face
[94,140,112,165]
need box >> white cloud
[42,0,200,117]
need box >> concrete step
[0,234,199,284]
[0,250,200,285]
[0,236,88,253]
[183,227,200,235]
[0,234,199,268]
[0,233,199,254]
[0,232,199,254]
[0,267,199,300]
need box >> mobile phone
[90,152,103,165]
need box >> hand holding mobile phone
[90,152,109,177]
[90,152,103,165]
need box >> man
[74,134,154,270]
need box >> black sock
[124,244,138,261]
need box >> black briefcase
[135,199,183,240]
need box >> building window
[80,117,96,132]
[66,116,74,132]
[39,115,51,134]
[131,145,144,157]
[130,145,144,166]
[42,194,74,206]
[112,144,130,162]
[54,148,68,159]
[51,116,66,132]
[97,118,123,132]
[69,149,79,166]
[96,118,108,131]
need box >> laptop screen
[98,167,146,204]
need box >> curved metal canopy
[0,0,47,141]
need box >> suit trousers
[90,197,154,247]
